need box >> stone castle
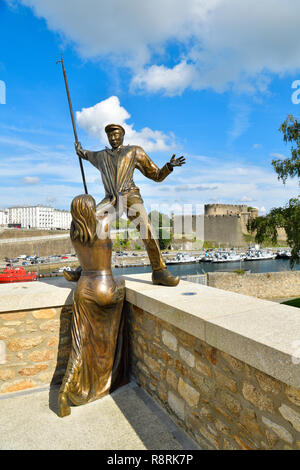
[204,204,258,218]
[172,203,260,247]
[203,204,258,247]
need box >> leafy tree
[272,115,300,183]
[111,216,129,230]
[158,229,173,250]
[148,210,173,250]
[113,234,130,251]
[248,115,300,266]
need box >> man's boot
[63,266,82,282]
[152,268,180,287]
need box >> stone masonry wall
[207,271,300,300]
[0,237,73,259]
[204,215,247,247]
[0,306,72,395]
[2,298,300,451]
[128,303,300,450]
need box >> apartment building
[0,209,8,226]
[6,205,71,230]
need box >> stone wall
[204,215,247,247]
[204,204,248,216]
[128,304,300,450]
[173,212,250,247]
[207,271,300,300]
[0,229,64,240]
[0,306,72,394]
[0,237,73,259]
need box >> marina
[1,247,299,284]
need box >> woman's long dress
[60,271,127,406]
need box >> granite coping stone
[0,273,300,388]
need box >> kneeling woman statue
[58,194,127,418]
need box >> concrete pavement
[0,382,200,451]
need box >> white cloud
[0,135,102,188]
[159,184,218,193]
[8,0,300,95]
[227,103,251,143]
[76,96,176,152]
[240,196,254,203]
[270,152,286,159]
[1,131,299,212]
[131,62,198,97]
[144,153,300,213]
[22,176,40,185]
[2,183,79,209]
[9,0,211,66]
[260,206,267,215]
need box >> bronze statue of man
[65,123,186,286]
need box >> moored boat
[244,249,276,261]
[276,250,291,259]
[200,251,215,262]
[166,253,200,265]
[0,267,38,283]
[211,251,243,263]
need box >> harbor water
[41,257,300,287]
[113,258,299,277]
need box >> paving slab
[0,382,200,451]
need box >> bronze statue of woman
[58,194,128,418]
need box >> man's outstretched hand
[168,154,186,168]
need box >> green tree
[111,216,129,230]
[113,234,130,251]
[272,115,300,183]
[248,115,300,266]
[148,210,173,250]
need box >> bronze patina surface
[58,194,128,418]
[69,124,186,286]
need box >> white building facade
[0,209,8,226]
[6,205,71,230]
[53,209,72,230]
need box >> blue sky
[1,0,300,214]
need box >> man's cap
[104,124,125,135]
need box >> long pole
[57,55,88,194]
